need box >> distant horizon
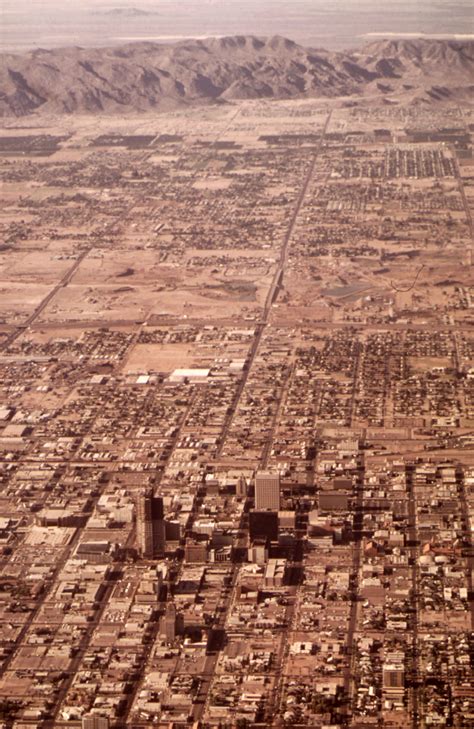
[4,31,474,57]
[2,0,473,53]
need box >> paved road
[220,115,336,720]
[342,445,365,715]
[217,112,333,458]
[406,464,420,729]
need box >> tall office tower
[254,471,281,511]
[159,602,177,642]
[137,488,165,558]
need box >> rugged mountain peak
[0,36,472,116]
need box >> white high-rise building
[255,471,280,511]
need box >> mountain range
[1,35,473,116]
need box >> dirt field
[123,343,207,373]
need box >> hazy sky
[2,0,473,52]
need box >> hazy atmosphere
[2,0,474,51]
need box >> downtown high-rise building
[254,471,281,511]
[136,488,165,558]
[159,602,177,642]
